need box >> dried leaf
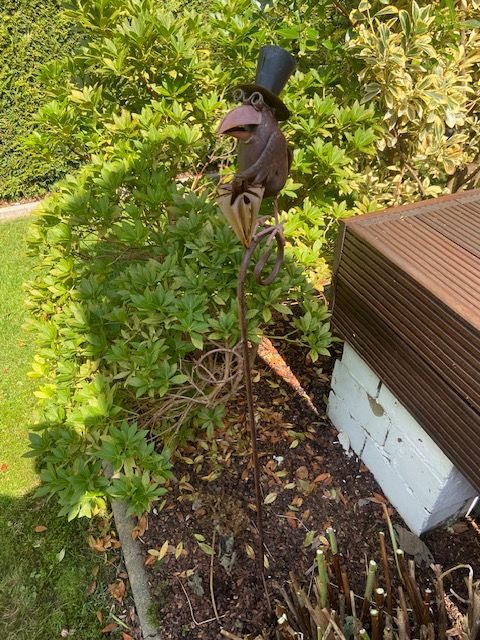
[285,512,298,529]
[87,580,97,594]
[88,535,111,552]
[201,471,219,482]
[34,525,47,533]
[264,492,278,505]
[296,466,309,480]
[121,633,134,640]
[319,535,330,548]
[303,530,316,548]
[245,544,255,560]
[159,539,169,560]
[101,623,118,634]
[175,541,183,559]
[131,513,147,540]
[108,579,126,602]
[96,611,103,624]
[174,568,194,578]
[301,509,311,522]
[313,472,331,484]
[370,492,388,504]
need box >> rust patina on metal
[332,190,480,490]
[216,45,296,603]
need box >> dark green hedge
[0,0,76,201]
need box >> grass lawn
[0,217,116,639]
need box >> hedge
[0,0,76,201]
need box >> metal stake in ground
[237,210,285,605]
[216,44,296,605]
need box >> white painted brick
[361,437,430,535]
[387,444,443,509]
[378,384,454,476]
[442,467,477,502]
[425,497,473,531]
[329,350,479,535]
[328,389,366,456]
[341,344,381,398]
[331,360,390,447]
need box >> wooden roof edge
[344,189,480,228]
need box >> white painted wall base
[327,344,477,535]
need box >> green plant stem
[316,550,330,609]
[383,504,401,580]
[360,560,377,622]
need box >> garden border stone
[0,200,41,222]
[111,497,162,640]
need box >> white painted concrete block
[341,344,381,398]
[378,384,454,475]
[328,346,478,535]
[361,438,431,533]
[328,392,366,456]
[330,359,390,447]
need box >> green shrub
[347,0,480,206]
[0,0,78,200]
[28,0,480,518]
[27,0,354,519]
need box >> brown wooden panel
[333,282,480,490]
[332,189,480,490]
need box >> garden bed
[140,338,480,639]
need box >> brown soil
[140,340,480,640]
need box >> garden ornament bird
[217,45,296,247]
[215,46,297,606]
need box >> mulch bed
[139,338,480,639]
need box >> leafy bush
[27,0,480,518]
[347,0,480,206]
[0,0,77,200]
[26,0,346,519]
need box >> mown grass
[0,217,116,639]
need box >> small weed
[148,579,171,625]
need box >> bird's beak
[217,105,262,140]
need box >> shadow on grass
[0,491,117,640]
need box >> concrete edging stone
[0,200,41,222]
[111,498,162,640]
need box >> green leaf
[197,542,215,556]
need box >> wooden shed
[331,190,480,493]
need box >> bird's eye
[232,88,245,103]
[250,92,264,108]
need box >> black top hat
[235,45,296,121]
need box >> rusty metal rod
[237,214,285,610]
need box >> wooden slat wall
[332,191,480,491]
